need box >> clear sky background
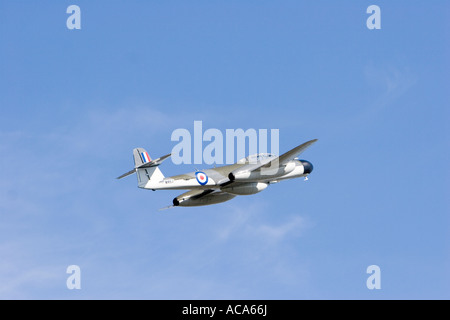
[0,1,449,299]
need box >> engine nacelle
[229,161,297,181]
[228,171,251,181]
[221,182,268,195]
[173,192,236,207]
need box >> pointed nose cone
[300,160,314,174]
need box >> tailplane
[117,148,171,188]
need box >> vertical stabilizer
[132,148,165,188]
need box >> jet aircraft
[117,139,317,208]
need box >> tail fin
[133,148,164,188]
[117,148,171,188]
[133,148,152,167]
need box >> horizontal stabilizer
[116,168,136,180]
[137,153,171,168]
[116,150,170,180]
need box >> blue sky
[0,1,448,299]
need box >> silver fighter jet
[117,139,317,208]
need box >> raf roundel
[195,171,208,185]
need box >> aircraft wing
[163,188,236,208]
[176,189,215,200]
[261,138,318,168]
[229,139,318,175]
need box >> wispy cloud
[362,63,418,116]
[216,202,311,244]
[0,242,62,299]
[0,105,177,298]
[249,215,307,242]
[305,63,419,135]
[41,106,173,155]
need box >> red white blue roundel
[195,171,208,185]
